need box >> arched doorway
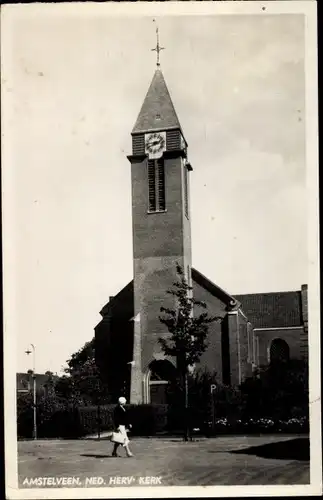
[270,338,290,364]
[144,359,177,404]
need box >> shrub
[240,360,309,421]
[128,404,168,436]
[278,416,309,434]
[36,395,69,438]
[78,405,115,436]
[17,360,309,438]
[213,384,246,420]
[17,393,34,438]
[49,404,115,439]
[210,416,309,435]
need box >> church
[95,50,308,405]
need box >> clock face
[145,132,165,155]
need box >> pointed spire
[132,69,182,134]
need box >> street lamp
[25,344,37,440]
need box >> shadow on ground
[228,438,310,461]
[80,454,115,459]
[82,437,112,441]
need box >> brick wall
[95,282,134,401]
[192,280,227,383]
[227,312,240,386]
[253,327,304,367]
[131,156,185,259]
[134,255,184,374]
[130,149,192,403]
[238,311,253,382]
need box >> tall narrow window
[270,339,290,364]
[148,160,156,211]
[184,164,189,218]
[157,159,165,211]
[148,159,165,212]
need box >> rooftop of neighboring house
[16,372,58,392]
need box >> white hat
[118,397,127,405]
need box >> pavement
[18,434,310,487]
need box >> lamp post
[25,344,37,440]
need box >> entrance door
[147,359,176,404]
[149,380,169,404]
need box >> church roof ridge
[233,289,304,298]
[191,268,239,308]
[132,69,183,135]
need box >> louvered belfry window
[132,134,145,155]
[148,160,156,211]
[166,129,181,150]
[157,159,165,210]
[148,159,165,212]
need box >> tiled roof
[132,69,182,134]
[233,291,303,328]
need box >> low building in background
[16,372,58,396]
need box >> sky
[3,7,307,375]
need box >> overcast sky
[3,7,307,374]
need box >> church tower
[127,49,193,403]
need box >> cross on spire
[151,24,164,67]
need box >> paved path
[18,435,309,487]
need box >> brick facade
[253,326,306,366]
[95,279,308,402]
[191,278,226,383]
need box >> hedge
[128,404,168,435]
[18,404,115,439]
[17,400,309,439]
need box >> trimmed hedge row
[18,403,114,439]
[17,401,309,439]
